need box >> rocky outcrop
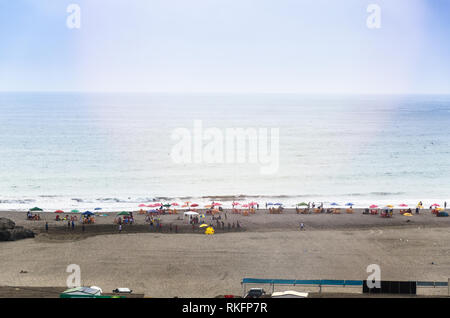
[0,218,35,241]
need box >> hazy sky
[1,0,449,93]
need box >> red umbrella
[171,203,180,206]
[191,203,199,207]
[154,203,162,207]
[138,204,146,207]
[369,205,378,209]
[431,203,440,207]
[212,202,222,206]
[249,202,258,206]
[399,204,408,207]
[55,210,64,213]
[232,202,240,206]
[242,204,249,208]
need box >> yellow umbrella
[199,224,208,228]
[205,226,215,235]
[403,213,413,216]
[386,204,394,208]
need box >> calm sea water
[0,93,449,211]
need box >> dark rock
[0,218,35,241]
[0,218,15,230]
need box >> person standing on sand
[45,222,48,232]
[71,220,75,230]
[300,223,304,231]
[118,224,122,233]
[82,223,85,232]
[445,201,447,209]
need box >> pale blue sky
[0,0,449,93]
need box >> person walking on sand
[300,222,304,231]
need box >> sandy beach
[1,209,449,297]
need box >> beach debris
[20,270,28,274]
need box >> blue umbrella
[330,202,339,206]
[345,203,354,206]
[82,211,94,216]
[267,203,274,205]
[94,207,102,211]
[274,203,283,206]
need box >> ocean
[0,92,449,211]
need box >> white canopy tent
[183,211,199,222]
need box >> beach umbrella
[153,203,162,207]
[55,210,64,213]
[399,204,408,207]
[267,203,274,206]
[205,226,215,235]
[212,202,222,206]
[94,207,102,211]
[71,209,80,213]
[242,204,249,208]
[369,205,378,209]
[232,202,241,206]
[30,207,43,212]
[345,203,354,206]
[330,203,339,206]
[82,211,94,216]
[171,203,179,206]
[199,224,208,228]
[117,211,130,216]
[191,203,199,207]
[274,203,283,206]
[297,202,308,206]
[386,204,394,208]
[138,204,147,207]
[431,203,440,207]
[163,204,171,208]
